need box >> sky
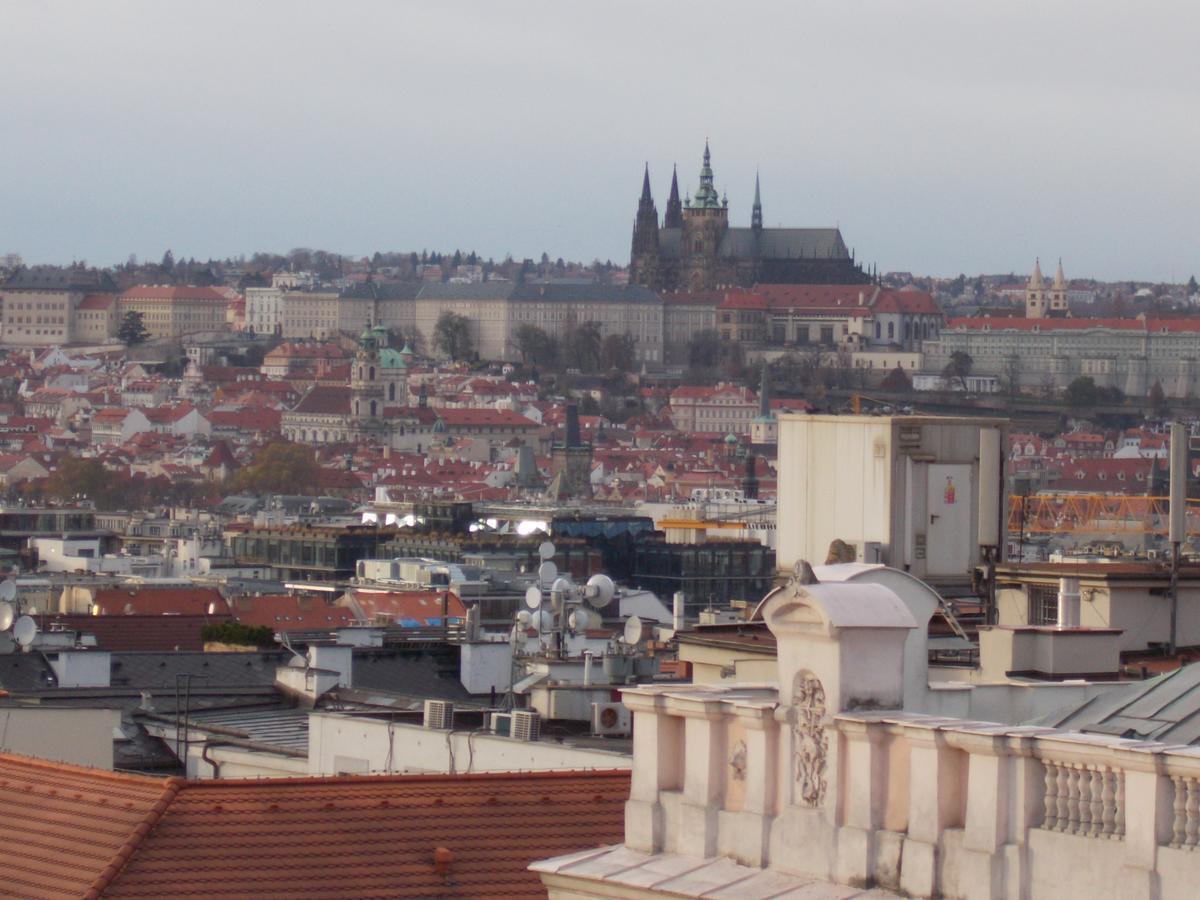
[4,1,1200,281]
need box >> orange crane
[1009,493,1200,535]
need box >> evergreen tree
[117,311,150,345]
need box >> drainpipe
[673,591,686,633]
[583,650,593,688]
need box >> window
[1028,584,1058,626]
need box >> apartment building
[74,294,118,342]
[280,290,340,339]
[244,286,283,335]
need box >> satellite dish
[524,586,543,610]
[537,561,558,584]
[538,541,556,561]
[0,580,15,604]
[551,577,573,609]
[569,608,592,632]
[13,616,37,648]
[529,609,551,633]
[623,615,644,646]
[0,602,13,632]
[516,609,532,627]
[584,574,615,609]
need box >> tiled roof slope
[0,754,628,898]
[0,754,176,899]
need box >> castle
[629,142,871,292]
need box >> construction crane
[1008,493,1200,535]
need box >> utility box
[776,415,1008,586]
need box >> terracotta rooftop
[0,754,629,898]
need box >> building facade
[0,267,116,347]
[629,143,870,293]
[117,286,230,339]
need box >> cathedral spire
[640,163,653,203]
[693,140,721,209]
[1053,257,1066,288]
[752,170,763,233]
[1030,257,1044,289]
[664,165,683,228]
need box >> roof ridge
[176,767,632,789]
[84,775,186,899]
[0,750,162,785]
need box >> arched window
[887,322,895,340]
[369,400,377,417]
[358,367,363,381]
[369,366,375,381]
[354,401,359,416]
[388,383,396,401]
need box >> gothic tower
[680,141,730,292]
[664,165,683,228]
[752,171,763,234]
[1025,258,1046,319]
[629,165,661,289]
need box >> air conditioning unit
[423,699,454,730]
[510,710,540,742]
[591,702,631,737]
[490,712,512,737]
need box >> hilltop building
[629,143,871,292]
[1025,258,1069,319]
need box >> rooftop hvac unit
[510,710,540,742]
[490,712,512,737]
[423,699,454,730]
[591,702,631,737]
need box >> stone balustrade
[1169,773,1200,850]
[1040,757,1124,839]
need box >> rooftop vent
[423,699,454,730]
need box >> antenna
[623,615,644,646]
[13,615,37,649]
[537,560,558,585]
[550,576,573,610]
[279,631,306,666]
[516,609,532,628]
[584,574,615,609]
[537,540,556,561]
[0,602,13,632]
[524,586,543,610]
[0,580,16,604]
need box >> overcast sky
[4,1,1199,281]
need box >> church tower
[629,165,660,289]
[1025,258,1046,319]
[664,165,683,229]
[681,141,730,292]
[351,327,385,432]
[1049,258,1068,315]
[752,171,763,234]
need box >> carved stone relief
[792,669,828,807]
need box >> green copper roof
[379,348,407,369]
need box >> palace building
[629,142,871,293]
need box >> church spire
[1053,257,1066,288]
[1030,257,1044,289]
[640,163,652,203]
[752,170,763,233]
[693,140,721,209]
[664,165,683,228]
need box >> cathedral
[629,143,871,292]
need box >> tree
[160,249,175,272]
[1189,275,1198,296]
[1064,375,1100,411]
[433,312,473,361]
[117,310,150,345]
[1148,380,1169,417]
[600,333,637,372]
[514,324,558,366]
[880,365,912,392]
[564,321,603,372]
[230,442,323,496]
[687,330,721,369]
[942,351,973,390]
[1002,355,1023,400]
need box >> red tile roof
[0,754,629,898]
[76,293,116,311]
[947,315,1200,333]
[436,408,538,428]
[91,587,230,617]
[291,385,350,415]
[119,285,229,302]
[230,594,355,633]
[343,589,466,623]
[33,613,228,652]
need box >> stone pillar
[834,717,888,887]
[956,727,1020,900]
[728,703,780,867]
[1115,743,1171,900]
[899,719,964,897]
[676,695,728,858]
[622,690,683,853]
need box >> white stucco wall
[0,706,118,769]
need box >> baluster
[1056,763,1071,832]
[1043,761,1059,830]
[1080,764,1095,836]
[1114,772,1125,838]
[1066,765,1082,834]
[1101,768,1116,838]
[1171,777,1187,848]
[1186,779,1200,849]
[1089,766,1104,837]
